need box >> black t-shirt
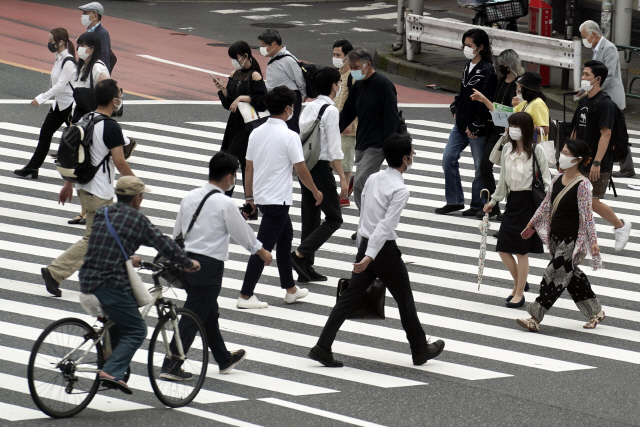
[103,118,126,150]
[571,92,616,173]
[493,76,517,107]
[550,177,580,239]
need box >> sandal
[68,213,85,225]
[516,317,539,332]
[584,310,605,329]
[99,373,132,395]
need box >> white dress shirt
[35,49,77,110]
[246,117,305,206]
[173,183,262,261]
[265,47,307,98]
[357,168,409,259]
[299,96,344,162]
[592,37,605,60]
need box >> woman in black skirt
[212,41,268,197]
[483,112,551,307]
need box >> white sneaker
[284,287,309,304]
[237,295,268,309]
[614,219,631,251]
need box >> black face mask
[47,42,58,53]
[499,65,509,76]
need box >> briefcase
[336,278,385,320]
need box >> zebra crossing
[0,112,640,425]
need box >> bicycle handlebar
[139,260,185,273]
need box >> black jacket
[450,59,497,137]
[91,24,111,71]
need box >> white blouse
[35,50,77,110]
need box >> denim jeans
[442,125,486,210]
[94,287,147,379]
[176,253,231,366]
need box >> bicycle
[27,261,208,418]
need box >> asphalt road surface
[1,1,640,426]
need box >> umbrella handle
[480,188,491,202]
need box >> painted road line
[137,55,228,77]
[362,12,400,19]
[176,407,265,427]
[260,398,388,427]
[341,3,396,11]
[0,401,47,421]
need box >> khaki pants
[48,189,113,283]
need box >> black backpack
[593,92,630,163]
[56,113,114,184]
[268,54,319,99]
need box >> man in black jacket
[79,2,112,71]
[436,29,496,217]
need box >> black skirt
[496,190,544,255]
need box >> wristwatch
[593,160,601,167]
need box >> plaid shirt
[80,202,193,294]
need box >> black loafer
[434,204,464,215]
[309,345,343,367]
[307,267,327,282]
[413,339,445,365]
[291,252,311,282]
[41,267,61,297]
[613,170,636,178]
[461,208,479,217]
[351,232,357,240]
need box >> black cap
[517,71,543,93]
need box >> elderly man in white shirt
[172,152,272,376]
[309,134,445,368]
[258,29,306,133]
[239,86,323,309]
[291,67,348,283]
[579,20,634,178]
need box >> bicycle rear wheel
[27,318,104,418]
[148,307,208,407]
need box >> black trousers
[241,204,295,296]
[297,161,343,265]
[286,90,303,134]
[26,104,73,170]
[480,126,501,196]
[317,239,428,354]
[174,253,231,366]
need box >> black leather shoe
[506,283,529,301]
[291,252,312,282]
[462,208,479,217]
[506,295,525,308]
[309,345,343,367]
[307,267,327,282]
[41,267,61,297]
[413,339,445,365]
[434,204,464,215]
[14,168,38,179]
[351,232,357,240]
[613,170,636,178]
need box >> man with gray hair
[579,20,634,178]
[79,2,112,72]
[339,48,401,236]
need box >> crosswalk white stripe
[176,407,265,427]
[260,397,389,427]
[0,401,48,421]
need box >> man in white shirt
[169,152,273,377]
[41,79,134,297]
[239,86,323,309]
[309,134,445,367]
[258,29,306,133]
[292,67,348,282]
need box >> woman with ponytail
[213,41,268,198]
[518,139,605,332]
[15,28,77,179]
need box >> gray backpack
[298,103,330,172]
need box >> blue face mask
[350,64,368,81]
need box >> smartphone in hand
[521,228,535,239]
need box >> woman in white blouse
[14,28,77,179]
[483,112,551,308]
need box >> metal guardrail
[616,44,640,100]
[405,14,582,90]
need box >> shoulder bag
[104,206,153,307]
[550,176,585,223]
[531,145,547,208]
[489,132,509,165]
[153,189,220,287]
[336,278,385,320]
[237,77,269,132]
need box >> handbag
[538,127,556,168]
[336,278,386,320]
[104,206,153,307]
[489,132,509,165]
[531,145,546,208]
[237,78,269,132]
[299,104,330,172]
[153,189,220,287]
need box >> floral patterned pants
[527,234,602,322]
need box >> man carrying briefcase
[309,134,445,367]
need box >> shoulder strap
[184,189,221,238]
[347,73,353,89]
[104,206,129,262]
[550,176,585,222]
[317,103,330,120]
[268,53,297,65]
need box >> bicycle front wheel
[27,318,104,418]
[148,307,208,407]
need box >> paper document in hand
[490,111,513,127]
[493,103,514,113]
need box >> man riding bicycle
[79,176,200,394]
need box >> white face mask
[260,45,271,57]
[332,57,345,68]
[582,34,593,48]
[559,154,580,170]
[231,57,246,70]
[227,175,236,192]
[508,127,522,141]
[77,47,90,61]
[463,46,477,60]
[114,98,123,111]
[581,78,597,92]
[334,83,341,98]
[517,93,524,103]
[286,105,294,121]
[404,156,413,171]
[81,14,93,27]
